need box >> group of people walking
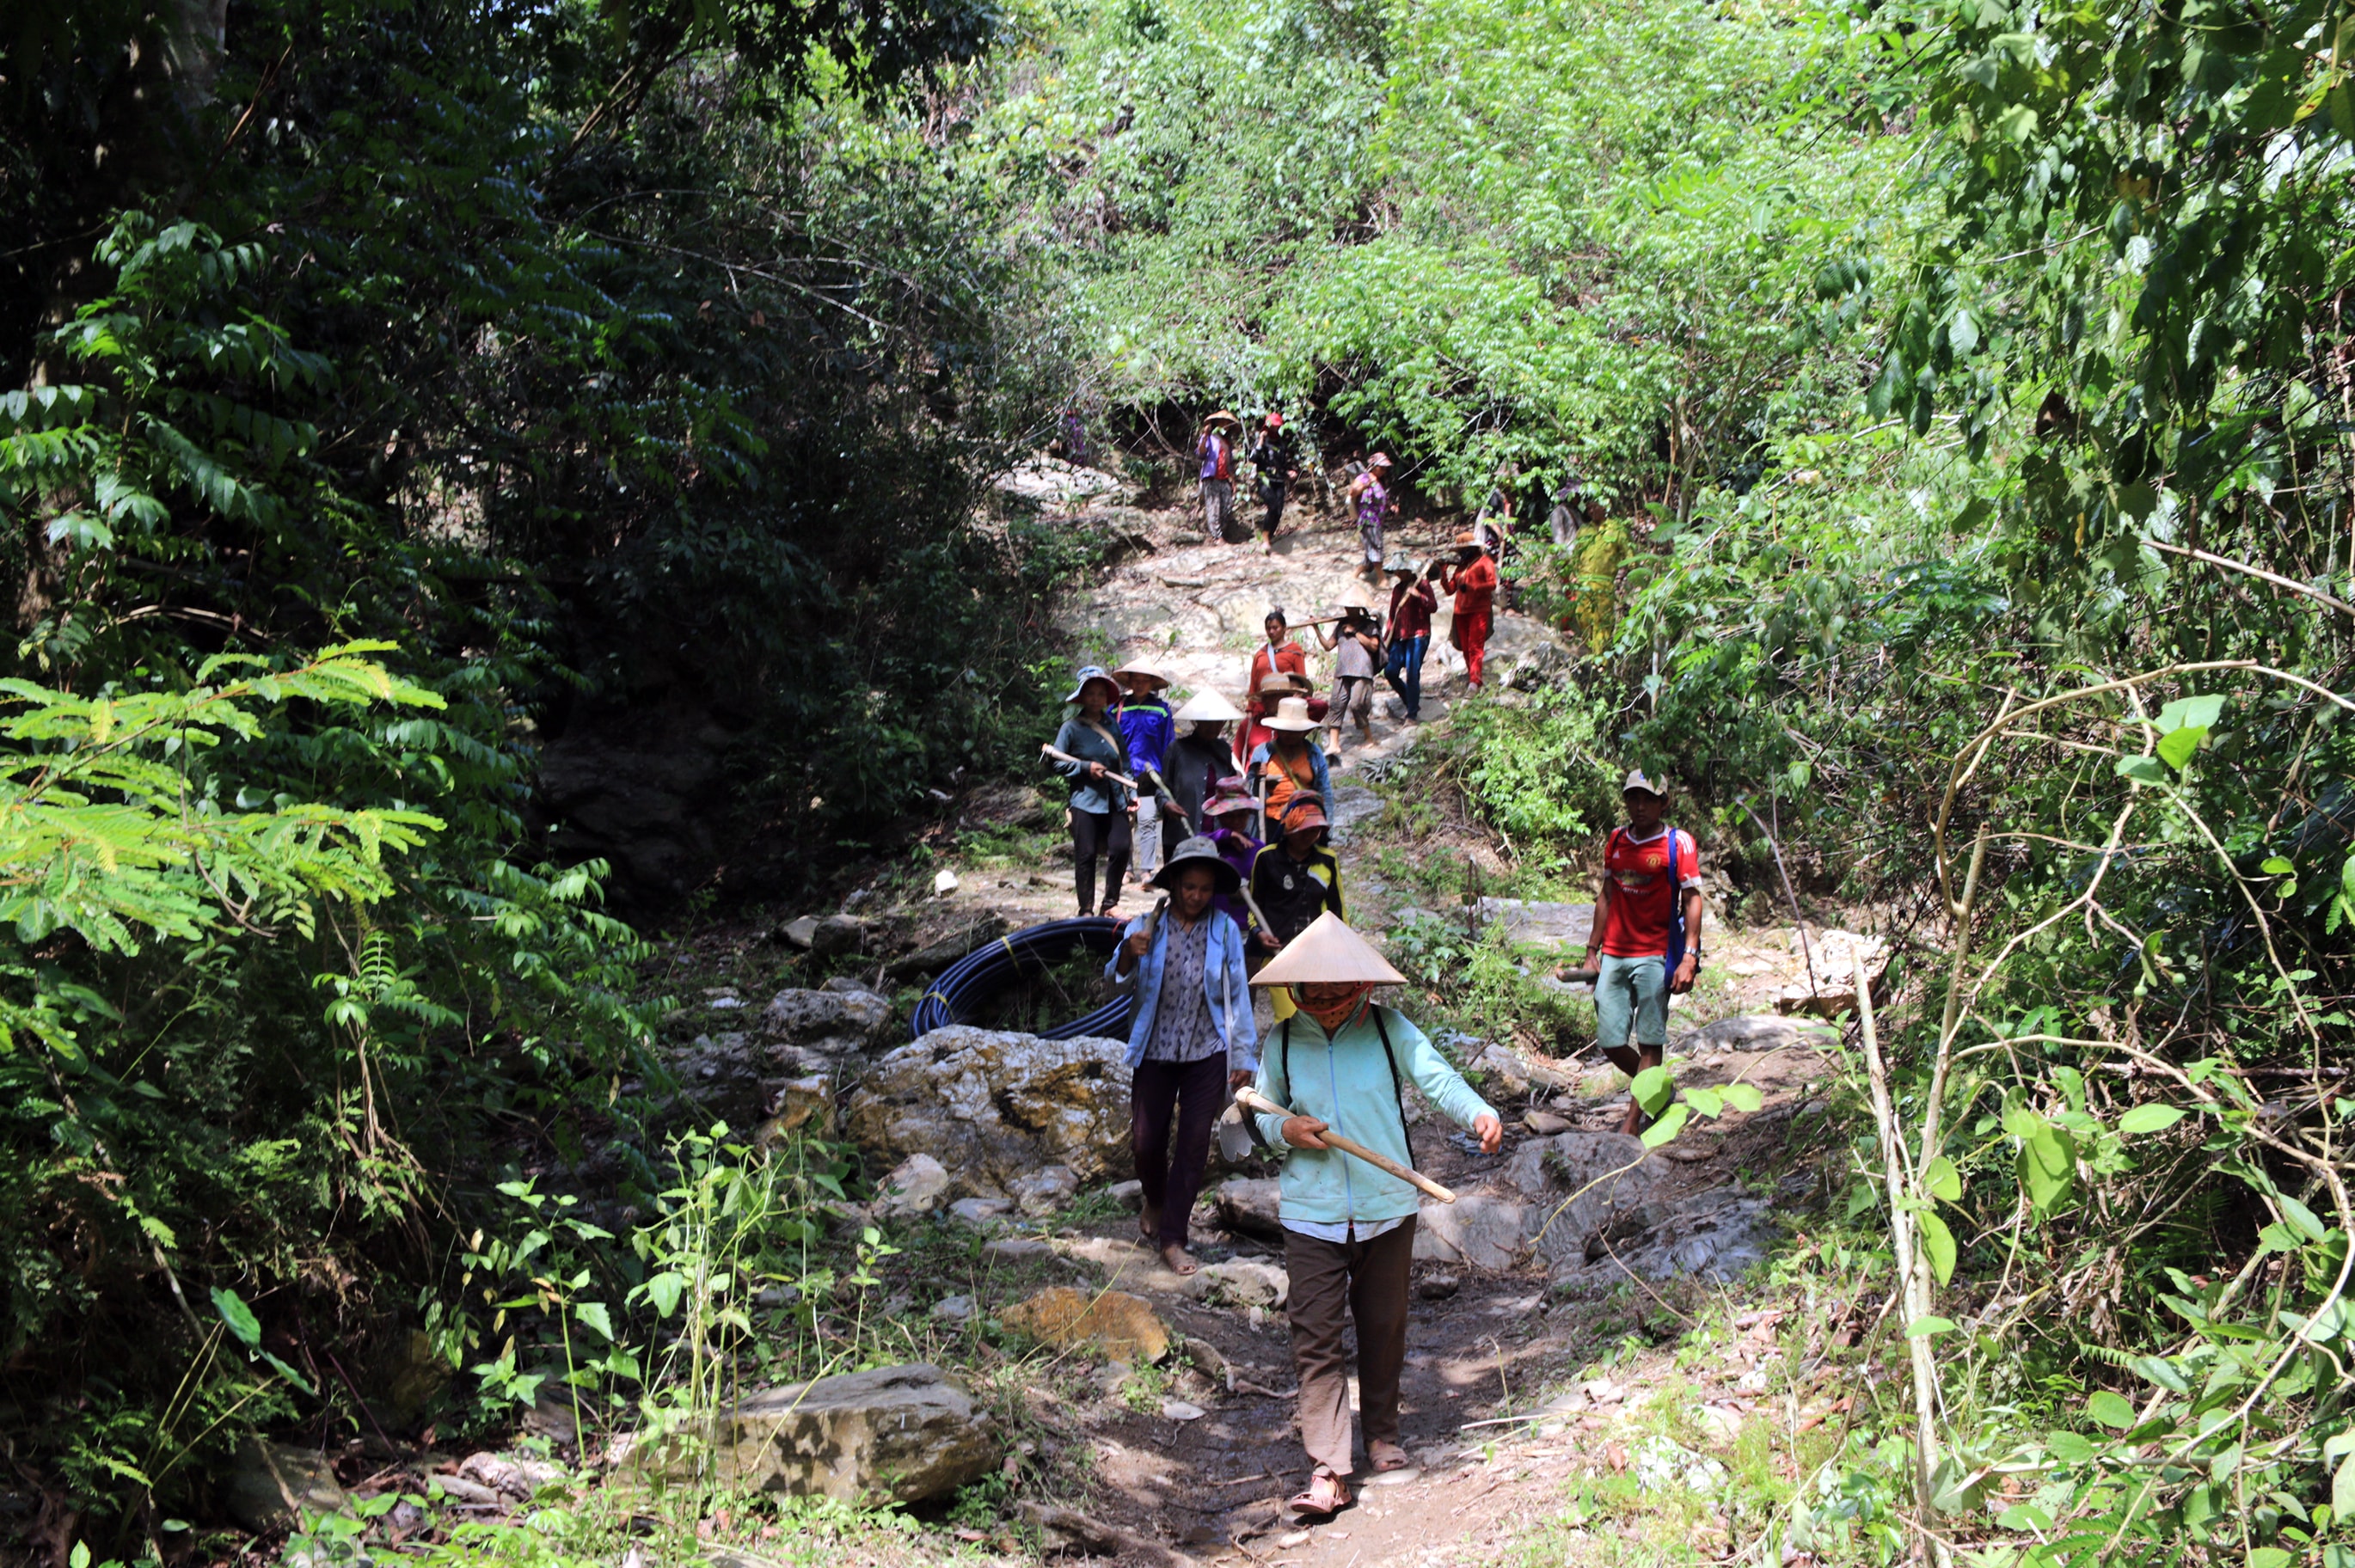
[1037,536,1707,1521]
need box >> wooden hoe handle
[1234,1087,1457,1204]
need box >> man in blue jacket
[1108,837,1256,1276]
[1249,912,1501,1520]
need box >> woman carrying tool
[1107,837,1257,1276]
[1113,658,1175,884]
[1166,695,1244,854]
[1240,609,1314,766]
[1246,912,1501,1520]
[1047,665,1135,918]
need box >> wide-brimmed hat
[1174,689,1244,724]
[1622,769,1671,798]
[1367,452,1394,469]
[1203,780,1258,818]
[1454,530,1487,556]
[1111,658,1170,689]
[1258,673,1301,699]
[1263,696,1321,732]
[1250,910,1407,988]
[1063,665,1119,703]
[1150,836,1242,894]
[1383,551,1418,577]
[1206,409,1242,430]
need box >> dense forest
[1,0,2350,1562]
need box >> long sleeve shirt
[1117,695,1175,781]
[1388,579,1437,642]
[1251,1004,1495,1231]
[1105,907,1255,1070]
[1163,732,1231,832]
[1051,714,1132,816]
[1250,839,1344,946]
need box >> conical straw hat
[1110,657,1170,687]
[1174,689,1244,724]
[1249,911,1407,988]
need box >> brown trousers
[1284,1218,1415,1478]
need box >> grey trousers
[1201,479,1236,542]
[1284,1218,1416,1478]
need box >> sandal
[1287,1472,1352,1520]
[1369,1441,1413,1473]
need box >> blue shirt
[1105,906,1255,1072]
[1118,695,1175,781]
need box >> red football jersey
[1597,825,1699,958]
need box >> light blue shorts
[1595,952,1668,1049]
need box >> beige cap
[1622,769,1669,796]
[1250,911,1408,988]
[1263,695,1321,732]
[1174,689,1244,724]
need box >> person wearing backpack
[1246,912,1501,1521]
[1571,769,1704,1135]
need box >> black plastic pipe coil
[907,916,1132,1041]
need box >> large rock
[844,1026,1132,1198]
[810,914,871,957]
[1411,1130,1662,1273]
[1473,897,1593,952]
[1214,1177,1284,1240]
[224,1437,349,1533]
[873,1154,951,1220]
[636,1363,995,1504]
[1001,1287,1171,1363]
[1677,1014,1837,1054]
[762,987,893,1050]
[1184,1259,1289,1309]
[883,914,1012,982]
[1414,1192,1539,1271]
[1775,931,1888,1017]
[1567,1185,1782,1284]
[1478,613,1573,689]
[1328,785,1385,846]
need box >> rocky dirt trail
[829,465,1874,1566]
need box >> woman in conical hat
[1162,689,1244,855]
[1243,911,1502,1521]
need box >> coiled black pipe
[907,916,1132,1041]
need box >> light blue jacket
[1252,1004,1493,1228]
[1103,909,1256,1071]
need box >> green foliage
[979,0,1915,503]
[1439,689,1619,873]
